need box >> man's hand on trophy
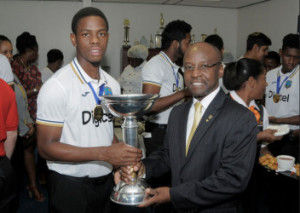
[102,142,142,167]
[138,187,171,207]
[115,162,145,184]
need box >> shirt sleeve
[142,59,165,87]
[5,84,18,131]
[36,78,66,127]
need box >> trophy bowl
[100,94,159,117]
[100,94,159,205]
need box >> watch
[33,88,37,93]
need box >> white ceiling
[5,0,271,9]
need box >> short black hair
[0,35,11,45]
[47,49,64,64]
[246,32,271,51]
[265,51,280,64]
[204,34,224,51]
[71,7,109,34]
[16,32,38,54]
[223,58,264,91]
[282,33,299,51]
[161,20,192,50]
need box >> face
[28,47,39,63]
[252,68,268,100]
[184,43,223,101]
[128,57,143,68]
[255,45,269,61]
[70,15,109,68]
[264,58,280,72]
[280,47,300,73]
[177,33,191,58]
[0,40,13,62]
[54,59,63,72]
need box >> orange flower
[248,106,260,123]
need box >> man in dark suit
[118,42,258,213]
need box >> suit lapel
[177,101,192,169]
[183,90,226,165]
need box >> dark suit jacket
[143,90,258,213]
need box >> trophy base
[110,179,149,205]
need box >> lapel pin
[206,114,213,122]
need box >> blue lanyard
[160,52,179,88]
[87,83,105,105]
[276,68,297,94]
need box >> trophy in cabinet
[123,19,130,47]
[100,94,159,205]
[155,13,165,48]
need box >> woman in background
[223,58,282,142]
[223,58,282,213]
[5,33,45,202]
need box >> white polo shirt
[37,58,120,177]
[265,65,299,130]
[142,51,184,124]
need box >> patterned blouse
[11,58,42,121]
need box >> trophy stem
[122,116,138,148]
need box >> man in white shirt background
[265,33,300,161]
[40,49,64,83]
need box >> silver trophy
[100,94,159,205]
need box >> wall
[1,0,298,78]
[237,0,299,57]
[0,1,237,78]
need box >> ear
[70,33,77,47]
[248,76,256,88]
[253,44,259,52]
[279,48,282,57]
[218,64,224,78]
[172,40,179,49]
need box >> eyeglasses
[183,62,222,72]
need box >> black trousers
[144,121,167,156]
[48,170,113,213]
[0,156,17,213]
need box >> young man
[204,34,228,93]
[36,7,142,213]
[142,20,192,156]
[40,48,64,83]
[265,33,300,159]
[264,50,281,72]
[119,42,258,212]
[243,32,272,62]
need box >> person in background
[241,32,272,62]
[11,32,42,121]
[265,33,300,161]
[142,20,192,156]
[0,35,44,202]
[0,78,18,213]
[41,49,64,83]
[204,34,228,93]
[118,44,148,94]
[264,50,281,72]
[36,7,142,213]
[0,36,14,86]
[223,58,283,213]
[118,42,257,213]
[223,58,282,142]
